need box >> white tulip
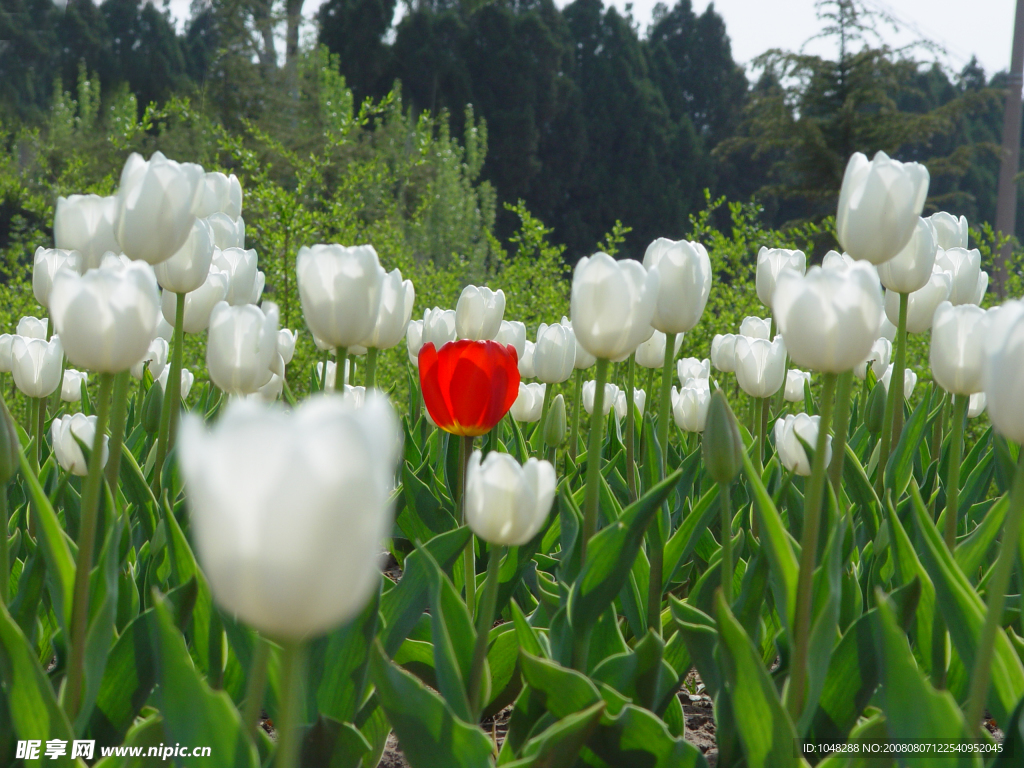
[672,379,711,432]
[51,414,108,476]
[935,248,982,306]
[0,335,12,373]
[494,320,527,358]
[878,309,898,341]
[154,218,216,294]
[406,320,424,364]
[206,301,279,395]
[157,366,195,400]
[570,252,659,359]
[613,388,645,422]
[642,238,712,334]
[316,360,351,390]
[635,330,682,369]
[880,364,917,399]
[982,301,1024,441]
[774,263,883,373]
[277,329,298,366]
[178,393,401,638]
[465,450,555,546]
[160,268,230,335]
[33,248,81,309]
[194,172,243,220]
[510,382,546,423]
[582,380,619,416]
[519,341,536,379]
[884,267,952,333]
[835,150,929,265]
[929,301,988,395]
[877,217,937,294]
[822,250,857,271]
[206,212,245,250]
[775,413,832,476]
[711,334,737,373]
[853,338,892,381]
[17,316,49,340]
[212,247,260,307]
[250,373,283,403]
[756,248,806,310]
[974,271,990,306]
[534,323,576,384]
[53,194,120,271]
[60,369,88,403]
[130,338,169,380]
[927,212,968,250]
[968,392,986,419]
[297,244,386,350]
[362,269,415,350]
[50,260,160,372]
[677,357,711,386]
[113,151,204,265]
[11,335,63,397]
[560,317,596,369]
[422,307,457,349]
[784,369,811,403]
[739,316,772,340]
[734,335,786,398]
[455,285,505,340]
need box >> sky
[164,0,1017,79]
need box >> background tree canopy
[0,0,1016,263]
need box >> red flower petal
[418,343,455,431]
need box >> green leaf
[909,483,1024,726]
[149,593,259,768]
[714,592,799,768]
[311,587,380,724]
[484,624,523,717]
[91,714,166,768]
[400,462,458,543]
[955,494,1007,579]
[519,650,602,717]
[995,693,1024,767]
[884,395,933,497]
[426,549,477,721]
[569,468,682,635]
[0,600,78,763]
[87,610,156,744]
[301,715,372,768]
[590,630,678,715]
[503,703,605,768]
[380,526,471,656]
[369,642,493,768]
[662,484,718,590]
[587,703,709,768]
[669,598,722,698]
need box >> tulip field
[2,146,1024,768]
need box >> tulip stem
[876,292,908,496]
[468,544,503,720]
[365,348,378,389]
[581,357,610,561]
[719,480,732,604]
[30,397,41,472]
[153,292,186,492]
[787,370,837,722]
[757,397,768,470]
[321,351,331,391]
[828,371,855,491]
[242,635,271,742]
[536,384,552,458]
[569,369,582,465]
[944,394,968,550]
[64,371,114,722]
[0,482,8,605]
[625,354,637,502]
[459,434,476,618]
[647,334,677,636]
[274,639,306,768]
[335,347,348,391]
[966,450,1024,738]
[104,370,131,491]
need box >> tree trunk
[994,0,1024,297]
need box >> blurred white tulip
[11,335,63,397]
[51,414,108,476]
[154,218,216,294]
[784,369,811,403]
[775,413,832,476]
[206,301,279,395]
[361,269,415,350]
[877,217,937,294]
[60,369,87,403]
[53,194,120,270]
[33,247,81,309]
[130,338,169,380]
[582,380,619,416]
[756,248,806,310]
[853,338,892,381]
[635,330,682,369]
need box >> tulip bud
[784,369,811,403]
[534,322,576,384]
[519,340,536,379]
[929,301,988,395]
[710,334,737,373]
[510,382,546,423]
[53,194,120,270]
[17,316,48,340]
[935,247,982,306]
[739,316,771,340]
[362,269,415,350]
[206,301,280,395]
[114,151,204,265]
[456,285,506,341]
[494,320,527,358]
[0,397,20,485]
[756,248,806,310]
[61,369,88,403]
[927,212,968,250]
[154,218,216,294]
[982,301,1024,442]
[178,393,402,638]
[34,248,82,309]
[775,413,831,477]
[877,217,937,294]
[677,357,711,386]
[703,390,744,484]
[12,336,63,398]
[544,394,567,447]
[734,335,786,398]
[142,382,163,433]
[51,414,109,476]
[571,252,660,359]
[635,330,682,369]
[194,172,243,220]
[774,263,882,373]
[465,450,556,546]
[853,338,892,381]
[642,238,712,334]
[50,260,160,373]
[836,150,929,265]
[672,380,711,432]
[865,382,887,434]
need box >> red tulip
[418,340,520,436]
